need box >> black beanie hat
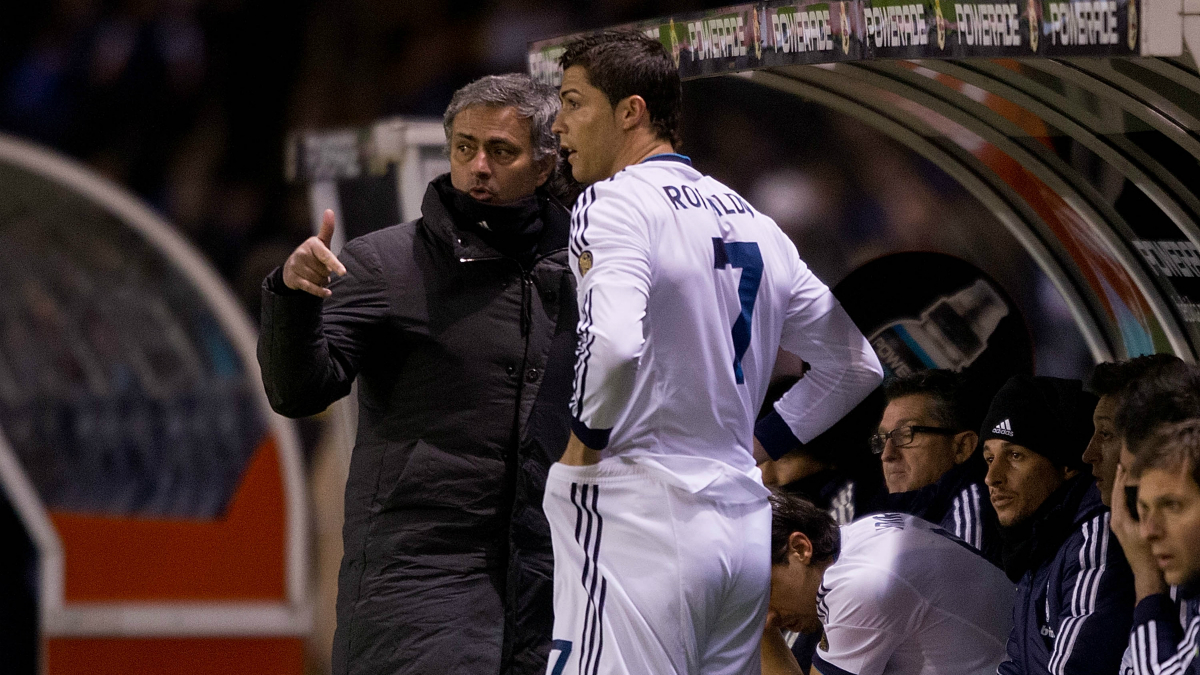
[979,375,1097,470]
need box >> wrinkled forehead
[450,105,532,144]
[1137,463,1200,499]
[881,393,936,425]
[982,438,1031,455]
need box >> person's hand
[282,209,347,297]
[765,609,782,632]
[760,609,806,675]
[1111,462,1167,601]
[754,436,771,465]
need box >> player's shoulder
[840,513,967,568]
[611,162,695,199]
[824,528,918,613]
[1059,510,1114,571]
[832,514,914,575]
[580,165,681,220]
[843,511,921,539]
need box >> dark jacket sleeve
[257,236,389,418]
[1128,593,1197,675]
[997,588,1023,675]
[1048,512,1135,675]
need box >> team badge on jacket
[579,251,593,276]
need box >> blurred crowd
[0,0,1090,377]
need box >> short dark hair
[558,30,683,148]
[1130,419,1200,487]
[882,369,973,431]
[1086,354,1182,398]
[1114,360,1200,455]
[769,490,840,566]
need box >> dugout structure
[530,0,1200,363]
[0,133,311,674]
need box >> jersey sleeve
[568,182,653,449]
[1128,593,1198,675]
[755,243,884,460]
[1048,512,1135,675]
[815,569,925,675]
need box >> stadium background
[0,0,1090,377]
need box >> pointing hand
[282,209,348,297]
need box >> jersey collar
[640,153,692,166]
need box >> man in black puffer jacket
[258,74,576,675]
[983,375,1134,675]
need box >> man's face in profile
[553,65,622,185]
[1082,395,1121,506]
[449,105,553,204]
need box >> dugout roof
[529,0,1200,363]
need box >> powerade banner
[528,0,1139,83]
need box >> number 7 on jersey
[712,238,762,384]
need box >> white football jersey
[815,513,1014,675]
[568,154,882,472]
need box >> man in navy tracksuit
[1108,362,1200,675]
[981,375,1134,675]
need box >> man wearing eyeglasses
[870,370,1000,563]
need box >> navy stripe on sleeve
[571,418,611,450]
[755,410,801,460]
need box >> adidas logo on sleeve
[992,419,1014,437]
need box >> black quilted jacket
[258,176,577,675]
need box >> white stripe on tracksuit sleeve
[1127,591,1200,675]
[1047,513,1128,675]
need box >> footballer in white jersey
[764,497,1013,675]
[542,32,882,675]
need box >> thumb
[317,209,337,248]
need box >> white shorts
[543,456,771,675]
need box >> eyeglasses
[869,425,960,454]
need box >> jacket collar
[419,174,570,263]
[879,450,986,523]
[1000,473,1097,581]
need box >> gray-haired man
[258,74,577,675]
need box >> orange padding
[47,637,304,675]
[51,437,287,601]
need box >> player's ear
[787,531,814,565]
[534,152,555,186]
[616,95,648,132]
[952,431,978,464]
